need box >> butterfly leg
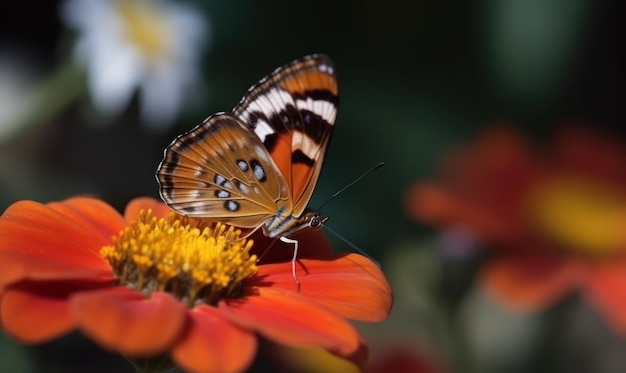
[279,236,300,289]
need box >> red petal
[0,251,112,290]
[71,288,187,356]
[251,229,335,264]
[254,253,392,321]
[219,287,361,359]
[0,200,117,271]
[267,344,367,373]
[368,346,443,373]
[1,278,112,342]
[124,197,173,221]
[171,305,256,373]
[1,286,75,343]
[479,255,581,311]
[405,183,520,243]
[583,263,626,334]
[554,125,626,184]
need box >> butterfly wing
[233,54,338,216]
[156,113,292,227]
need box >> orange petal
[124,197,173,221]
[1,285,76,343]
[71,288,187,356]
[0,200,115,270]
[48,197,127,243]
[219,287,361,359]
[254,253,392,322]
[583,263,626,335]
[171,305,256,373]
[479,255,581,311]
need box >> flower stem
[127,354,177,373]
[0,61,86,147]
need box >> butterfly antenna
[315,162,384,267]
[323,225,381,268]
[317,161,385,212]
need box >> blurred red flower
[406,125,626,333]
[0,197,392,372]
[267,343,444,373]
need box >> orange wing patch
[279,69,338,97]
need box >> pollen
[101,210,257,307]
[115,0,169,59]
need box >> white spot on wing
[296,98,336,124]
[225,201,239,212]
[237,160,249,172]
[254,145,272,163]
[319,64,334,74]
[189,201,207,209]
[254,119,274,142]
[265,88,295,110]
[292,131,318,159]
[237,182,250,194]
[247,88,294,120]
[253,163,266,181]
[215,174,226,185]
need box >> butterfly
[156,54,338,280]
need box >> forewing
[156,113,292,227]
[233,54,338,216]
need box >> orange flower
[0,197,392,373]
[406,125,626,333]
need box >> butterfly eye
[309,215,321,228]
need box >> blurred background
[1,0,624,372]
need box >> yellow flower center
[101,210,257,307]
[526,176,626,257]
[115,0,169,59]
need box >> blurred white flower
[0,51,36,142]
[61,0,209,132]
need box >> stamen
[526,177,626,257]
[115,0,169,59]
[101,210,257,307]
